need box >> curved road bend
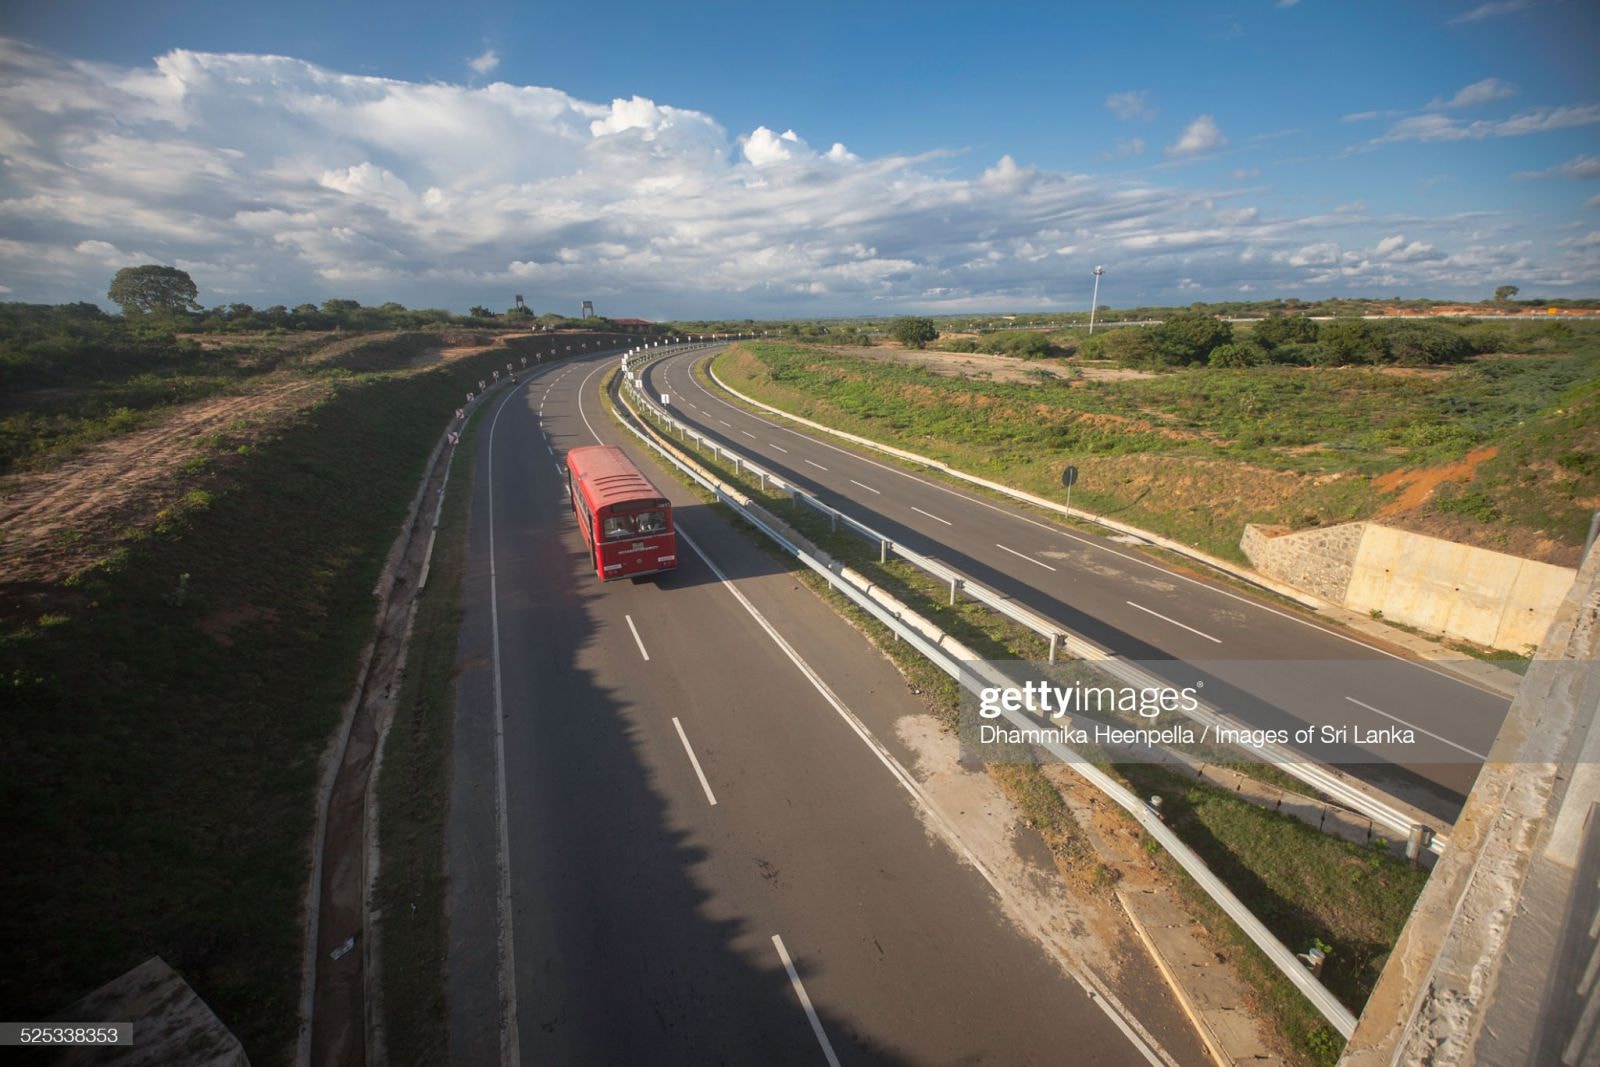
[445,348,1210,1065]
[643,347,1513,821]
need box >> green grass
[1124,765,1430,1065]
[714,332,1600,561]
[373,409,480,1066]
[0,346,538,1065]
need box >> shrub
[985,330,1056,359]
[1102,328,1164,369]
[1385,322,1474,365]
[1319,320,1388,365]
[1267,342,1321,366]
[1208,342,1267,368]
[1253,314,1319,348]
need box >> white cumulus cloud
[468,49,500,75]
[0,37,1588,314]
[1167,115,1226,157]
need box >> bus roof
[566,445,667,510]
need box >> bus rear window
[602,510,668,541]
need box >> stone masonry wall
[1240,521,1365,605]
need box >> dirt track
[0,376,334,584]
[0,335,514,586]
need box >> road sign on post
[1061,465,1079,515]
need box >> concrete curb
[1116,889,1231,1067]
[702,355,1523,700]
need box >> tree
[1494,285,1519,303]
[469,305,495,318]
[1149,313,1232,365]
[891,316,938,349]
[107,265,200,317]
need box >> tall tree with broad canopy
[107,265,200,317]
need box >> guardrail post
[1405,824,1434,864]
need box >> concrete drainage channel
[297,410,467,1067]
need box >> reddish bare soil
[1371,446,1500,516]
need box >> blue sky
[0,0,1596,316]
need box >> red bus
[566,444,678,580]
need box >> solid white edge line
[625,614,651,661]
[672,717,719,807]
[848,478,881,495]
[672,526,1172,1067]
[1125,600,1223,645]
[911,505,953,527]
[1345,696,1489,760]
[486,370,557,1067]
[772,934,841,1067]
[995,542,1058,571]
[672,350,1501,699]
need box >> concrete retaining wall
[1243,521,1576,653]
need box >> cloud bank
[0,40,1591,315]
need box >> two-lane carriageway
[443,347,1207,1065]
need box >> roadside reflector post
[1049,633,1059,662]
[759,471,767,492]
[950,578,961,606]
[880,539,889,563]
[830,508,838,532]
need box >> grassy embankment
[0,322,459,476]
[372,408,481,1065]
[615,371,1421,1065]
[0,340,532,1065]
[712,330,1600,568]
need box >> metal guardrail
[629,345,1445,856]
[611,344,1359,1037]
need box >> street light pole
[1089,265,1105,334]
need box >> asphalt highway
[640,347,1514,820]
[444,348,1209,1066]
